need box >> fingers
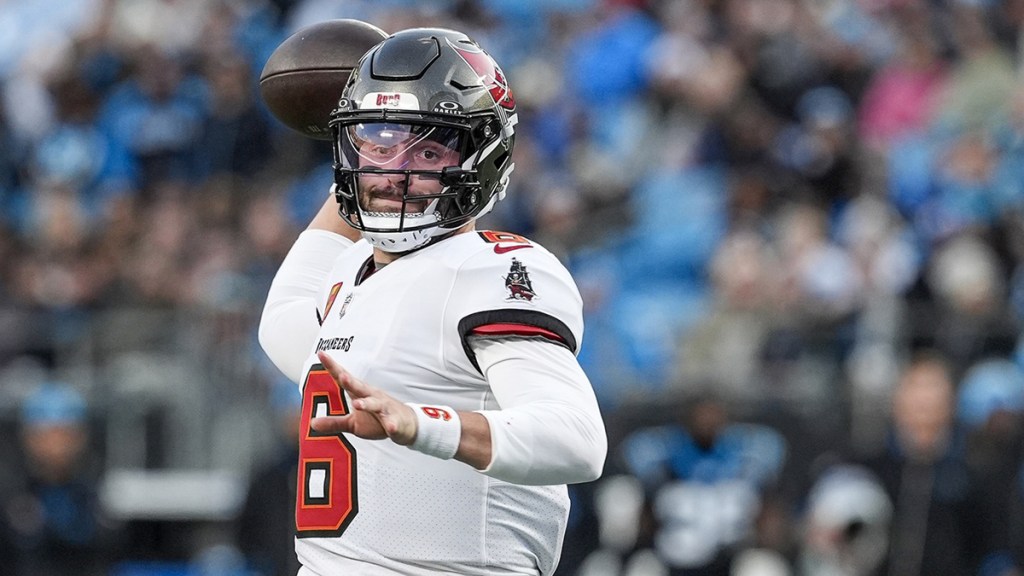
[353,397,386,414]
[317,350,349,382]
[317,351,374,398]
[310,415,355,434]
[314,351,416,444]
[350,394,417,445]
[352,397,407,436]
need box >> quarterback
[258,28,607,575]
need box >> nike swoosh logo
[494,244,532,254]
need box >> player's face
[349,123,461,214]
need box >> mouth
[365,193,428,215]
[370,196,405,210]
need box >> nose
[361,172,402,193]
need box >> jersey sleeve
[472,336,606,485]
[259,230,354,382]
[444,242,584,374]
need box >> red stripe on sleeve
[470,323,565,343]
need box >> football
[260,19,388,140]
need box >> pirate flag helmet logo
[504,258,536,301]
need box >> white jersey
[293,230,584,576]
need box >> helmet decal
[361,92,420,110]
[448,39,516,111]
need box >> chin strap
[363,224,466,254]
[363,229,434,253]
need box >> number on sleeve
[478,230,530,244]
[296,364,358,537]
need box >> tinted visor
[339,122,464,172]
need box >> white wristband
[406,404,462,460]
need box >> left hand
[310,351,418,445]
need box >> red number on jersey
[479,230,529,244]
[296,365,358,537]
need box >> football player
[258,28,607,576]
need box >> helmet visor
[336,122,465,218]
[347,122,463,169]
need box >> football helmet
[329,28,517,252]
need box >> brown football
[260,19,388,140]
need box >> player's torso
[295,232,574,576]
[312,238,484,405]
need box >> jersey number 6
[296,364,358,537]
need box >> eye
[369,145,396,159]
[415,145,450,166]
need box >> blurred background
[0,0,1023,575]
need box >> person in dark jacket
[1,381,119,576]
[859,352,984,576]
[237,379,302,576]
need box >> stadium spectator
[796,464,892,576]
[0,381,119,576]
[236,379,302,576]
[617,395,788,575]
[957,359,1024,576]
[858,352,985,576]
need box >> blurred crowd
[1,0,1024,574]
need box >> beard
[359,181,430,215]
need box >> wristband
[406,404,462,460]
